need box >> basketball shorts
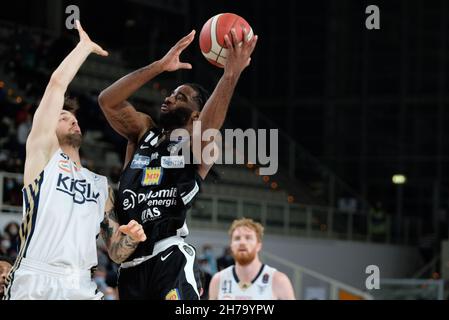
[3,257,103,300]
[118,241,201,300]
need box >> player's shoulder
[272,270,291,285]
[213,265,233,279]
[84,168,108,184]
[209,270,222,289]
[220,265,234,274]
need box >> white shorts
[4,257,103,300]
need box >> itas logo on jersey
[141,167,163,186]
[56,173,100,204]
[141,207,161,223]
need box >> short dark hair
[0,255,14,266]
[184,83,210,111]
[63,96,79,115]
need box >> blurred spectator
[0,255,14,299]
[3,177,22,206]
[198,257,212,300]
[16,112,32,160]
[110,166,122,184]
[93,265,119,300]
[338,197,357,214]
[0,235,9,256]
[201,244,217,275]
[3,222,20,259]
[93,266,109,292]
[97,242,119,289]
[217,246,234,271]
[103,286,118,300]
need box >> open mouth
[161,104,169,112]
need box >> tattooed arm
[100,186,147,264]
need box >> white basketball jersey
[17,149,108,270]
[217,264,277,300]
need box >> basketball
[199,13,254,68]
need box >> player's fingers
[247,35,258,55]
[230,28,239,47]
[177,30,195,47]
[129,224,141,235]
[96,46,109,57]
[75,19,83,32]
[137,230,147,241]
[118,225,129,234]
[242,28,249,44]
[224,34,233,50]
[128,220,138,228]
[179,62,192,69]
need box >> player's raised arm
[97,30,195,143]
[195,28,258,179]
[24,20,108,186]
[100,187,146,264]
[198,28,257,133]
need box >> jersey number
[222,280,232,294]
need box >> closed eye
[176,93,187,101]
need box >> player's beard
[159,107,193,130]
[232,248,257,266]
[59,133,82,148]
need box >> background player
[208,218,295,300]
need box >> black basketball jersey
[117,127,201,260]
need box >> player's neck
[235,256,262,283]
[60,145,82,167]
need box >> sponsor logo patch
[165,288,180,300]
[130,155,150,169]
[122,188,178,210]
[58,160,72,173]
[149,152,159,163]
[161,156,185,169]
[167,143,180,153]
[56,174,100,204]
[183,245,194,256]
[262,273,270,284]
[141,167,163,186]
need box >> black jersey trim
[232,264,266,284]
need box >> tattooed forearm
[109,234,139,263]
[101,209,139,263]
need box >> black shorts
[118,243,201,300]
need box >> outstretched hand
[118,220,147,242]
[76,20,109,57]
[223,28,258,76]
[160,30,195,72]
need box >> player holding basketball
[98,27,258,300]
[209,218,295,300]
[3,21,145,300]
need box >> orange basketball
[199,13,254,68]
